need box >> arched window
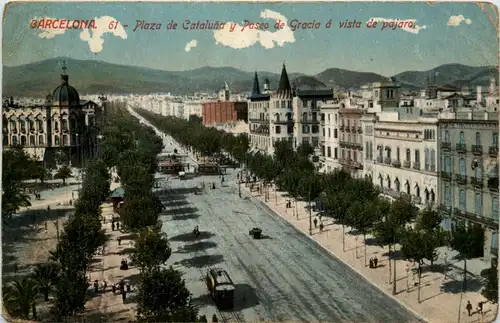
[475,163,483,179]
[459,131,465,144]
[405,180,410,194]
[54,121,59,131]
[415,184,420,197]
[3,135,8,146]
[444,155,451,173]
[302,112,307,122]
[430,149,435,170]
[430,189,435,202]
[424,188,430,201]
[475,193,482,216]
[386,175,391,189]
[63,135,69,146]
[54,135,60,146]
[432,130,436,139]
[29,135,35,146]
[444,186,451,206]
[475,132,481,145]
[459,190,466,211]
[38,135,44,145]
[406,149,411,161]
[20,136,26,146]
[11,136,17,145]
[69,118,76,130]
[395,178,400,192]
[459,158,466,175]
[378,173,383,187]
[275,113,280,122]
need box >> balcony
[403,160,411,168]
[471,177,484,188]
[441,171,452,180]
[455,174,468,185]
[339,141,350,148]
[489,146,498,157]
[456,143,467,153]
[412,162,421,170]
[384,157,391,165]
[441,142,451,150]
[302,118,319,124]
[249,118,269,123]
[274,119,290,124]
[392,159,401,168]
[376,156,383,163]
[357,127,362,134]
[352,142,362,149]
[472,145,483,155]
[454,209,499,230]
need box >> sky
[2,1,499,76]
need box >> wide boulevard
[130,107,423,323]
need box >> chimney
[477,86,482,103]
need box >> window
[475,193,482,216]
[334,148,338,159]
[54,135,60,146]
[406,149,411,161]
[327,147,331,157]
[275,126,281,134]
[414,150,420,163]
[491,232,498,252]
[396,147,400,161]
[459,158,466,175]
[328,128,331,137]
[444,186,451,206]
[29,135,35,146]
[459,190,466,211]
[11,136,17,145]
[445,130,450,143]
[334,129,337,138]
[444,156,451,173]
[395,178,400,192]
[54,121,59,131]
[20,136,26,146]
[424,149,429,170]
[365,143,369,159]
[492,197,499,220]
[459,131,465,144]
[494,133,499,147]
[430,149,436,170]
[476,132,481,145]
[475,164,482,179]
[38,135,44,145]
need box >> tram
[197,163,221,175]
[205,268,235,310]
[158,161,183,174]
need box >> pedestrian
[72,192,74,199]
[369,257,374,268]
[102,280,107,292]
[466,301,473,316]
[118,237,122,245]
[373,255,378,268]
[212,183,216,190]
[94,280,99,293]
[122,290,126,302]
[212,314,218,323]
[477,301,483,315]
[44,221,48,231]
[313,218,318,228]
[319,222,324,232]
[116,222,120,230]
[111,222,115,231]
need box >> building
[2,62,102,167]
[438,107,498,265]
[248,64,333,154]
[202,101,248,126]
[319,99,340,173]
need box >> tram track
[166,187,245,323]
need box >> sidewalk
[242,183,496,323]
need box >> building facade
[2,65,101,167]
[438,109,499,264]
[202,101,248,126]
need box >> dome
[52,74,80,107]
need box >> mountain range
[2,57,497,97]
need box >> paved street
[158,171,422,322]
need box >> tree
[136,267,198,322]
[54,165,73,185]
[481,266,498,317]
[400,228,428,302]
[323,188,354,251]
[54,150,70,166]
[2,147,35,221]
[51,271,89,320]
[3,277,39,320]
[346,199,383,266]
[131,227,172,272]
[121,194,160,230]
[31,262,61,301]
[448,222,485,291]
[415,207,443,268]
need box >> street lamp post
[355,236,359,258]
[308,185,312,236]
[443,252,448,280]
[405,263,410,292]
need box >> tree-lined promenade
[2,103,207,322]
[136,108,498,320]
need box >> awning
[9,116,17,121]
[27,116,35,121]
[19,116,26,121]
[36,114,44,121]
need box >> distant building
[202,101,248,126]
[2,62,102,167]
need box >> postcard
[2,1,499,323]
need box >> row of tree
[101,103,207,322]
[135,110,497,307]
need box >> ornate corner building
[2,64,105,167]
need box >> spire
[277,63,291,95]
[61,60,69,84]
[251,71,261,96]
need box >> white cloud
[185,39,198,52]
[31,16,67,39]
[447,15,472,27]
[370,17,427,34]
[79,16,127,53]
[214,9,295,49]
